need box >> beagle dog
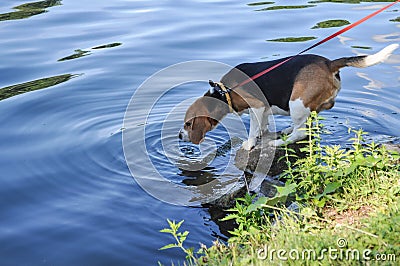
[179,44,398,150]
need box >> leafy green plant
[278,112,399,209]
[159,219,197,265]
[220,194,267,244]
[278,133,298,179]
[160,113,399,265]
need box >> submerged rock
[206,134,306,236]
[235,134,306,176]
[383,143,400,154]
[208,134,306,209]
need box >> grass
[159,112,400,265]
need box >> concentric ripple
[123,61,276,206]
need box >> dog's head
[178,97,219,144]
[179,81,230,144]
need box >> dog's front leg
[242,107,265,150]
[259,110,270,137]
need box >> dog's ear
[190,117,212,144]
[209,80,216,87]
[208,117,218,128]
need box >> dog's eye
[185,122,191,127]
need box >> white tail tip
[364,44,399,67]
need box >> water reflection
[58,43,122,61]
[267,36,317,42]
[247,1,275,6]
[309,0,395,3]
[0,0,61,22]
[312,19,350,29]
[243,1,372,13]
[351,45,372,50]
[0,74,78,101]
[58,49,90,62]
[180,167,217,186]
[356,72,384,90]
[92,43,122,50]
[390,17,400,22]
[373,32,400,42]
[255,5,315,11]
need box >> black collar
[206,80,235,113]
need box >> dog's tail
[330,44,399,72]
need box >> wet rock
[383,143,400,154]
[205,135,305,236]
[235,135,307,176]
[258,176,285,198]
[206,179,248,209]
[208,135,306,209]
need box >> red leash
[233,0,400,89]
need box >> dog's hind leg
[269,99,310,146]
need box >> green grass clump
[160,112,399,265]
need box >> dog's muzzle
[178,128,189,141]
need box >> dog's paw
[281,126,294,135]
[268,139,284,147]
[242,138,257,150]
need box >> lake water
[0,0,399,265]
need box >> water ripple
[0,0,399,264]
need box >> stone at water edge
[234,135,307,176]
[209,134,306,209]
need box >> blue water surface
[0,0,399,265]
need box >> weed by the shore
[159,112,400,265]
